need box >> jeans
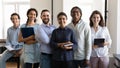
[24,63,39,68]
[0,50,14,68]
[40,53,52,68]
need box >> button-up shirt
[91,26,112,57]
[50,27,77,61]
[36,23,56,54]
[67,19,92,60]
[6,26,23,50]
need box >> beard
[42,19,50,24]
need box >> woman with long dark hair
[18,8,40,68]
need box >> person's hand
[14,49,23,57]
[64,45,72,50]
[57,43,64,47]
[103,42,109,46]
[84,59,90,67]
[10,50,16,54]
[25,39,37,44]
[14,52,20,57]
[57,41,73,50]
[64,41,73,50]
[92,45,98,49]
[10,50,20,57]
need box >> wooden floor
[6,62,17,68]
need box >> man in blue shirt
[0,13,23,68]
[36,9,56,68]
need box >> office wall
[108,0,120,55]
[52,0,63,27]
[117,0,120,54]
[31,0,120,55]
[0,1,3,38]
[30,0,52,24]
[63,0,105,24]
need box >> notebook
[21,27,34,38]
[64,43,73,47]
[94,38,105,47]
[5,45,22,51]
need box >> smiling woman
[50,12,77,68]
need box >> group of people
[0,6,112,68]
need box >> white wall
[117,0,120,54]
[52,0,63,27]
[30,0,63,27]
[108,0,120,55]
[30,0,52,24]
[0,1,3,38]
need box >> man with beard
[36,9,56,68]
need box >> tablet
[94,38,105,47]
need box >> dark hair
[89,10,105,27]
[26,8,38,25]
[57,12,67,19]
[10,13,20,20]
[27,8,38,17]
[41,9,50,15]
[70,6,82,17]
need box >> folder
[21,27,35,38]
[94,38,105,47]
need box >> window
[0,0,30,39]
[63,0,105,24]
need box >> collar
[58,26,68,30]
[41,23,51,27]
[71,19,83,26]
[11,26,19,29]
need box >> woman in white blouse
[89,10,112,68]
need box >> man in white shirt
[67,6,92,68]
